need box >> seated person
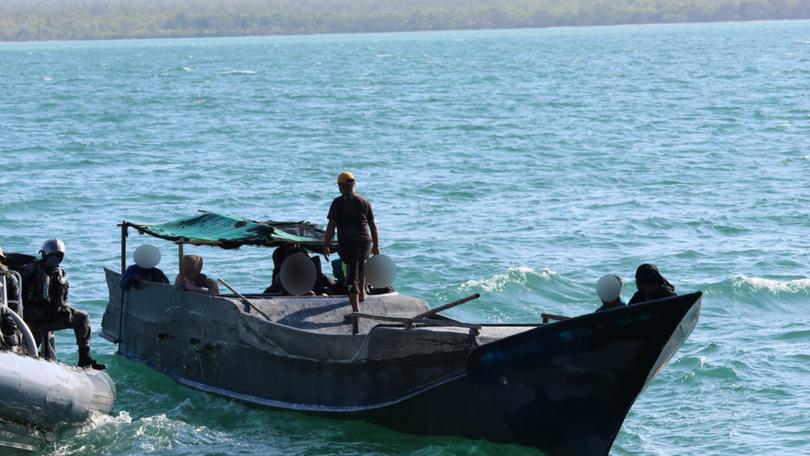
[311,256,336,295]
[264,243,307,294]
[0,306,20,350]
[120,244,169,291]
[628,264,677,305]
[595,274,626,312]
[264,248,336,296]
[175,255,220,295]
[331,258,394,296]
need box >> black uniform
[20,260,92,361]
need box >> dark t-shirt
[595,300,626,313]
[328,193,374,243]
[628,286,677,305]
[120,265,170,291]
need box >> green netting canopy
[124,212,334,250]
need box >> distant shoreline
[3,0,810,43]
[1,17,808,45]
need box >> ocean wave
[458,266,562,293]
[705,274,810,297]
[221,70,257,75]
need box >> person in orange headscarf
[175,255,220,295]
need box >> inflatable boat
[1,268,116,452]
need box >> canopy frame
[117,211,337,276]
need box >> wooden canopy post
[120,223,128,275]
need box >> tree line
[1,0,809,41]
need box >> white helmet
[133,244,161,269]
[596,274,622,303]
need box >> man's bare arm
[369,219,380,256]
[323,219,336,258]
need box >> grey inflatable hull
[0,352,116,451]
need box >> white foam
[221,70,257,75]
[731,274,810,294]
[459,267,559,293]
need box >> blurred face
[637,281,659,296]
[45,252,63,267]
[338,182,355,195]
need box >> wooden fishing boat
[101,212,700,456]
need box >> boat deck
[220,292,535,341]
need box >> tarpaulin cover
[125,212,334,249]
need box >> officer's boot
[78,347,106,370]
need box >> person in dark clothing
[20,239,105,369]
[628,264,677,305]
[264,243,308,294]
[0,306,20,350]
[595,274,626,312]
[323,171,380,313]
[120,244,169,291]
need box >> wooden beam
[412,293,481,320]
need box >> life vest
[21,261,69,311]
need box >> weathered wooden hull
[101,268,700,455]
[357,292,701,455]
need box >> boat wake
[46,409,233,456]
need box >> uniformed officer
[21,239,105,369]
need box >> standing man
[323,171,380,313]
[20,239,106,369]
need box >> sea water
[1,20,809,455]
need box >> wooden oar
[413,293,480,320]
[217,278,272,321]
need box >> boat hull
[358,293,701,455]
[102,267,700,455]
[0,352,117,452]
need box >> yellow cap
[337,171,356,184]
